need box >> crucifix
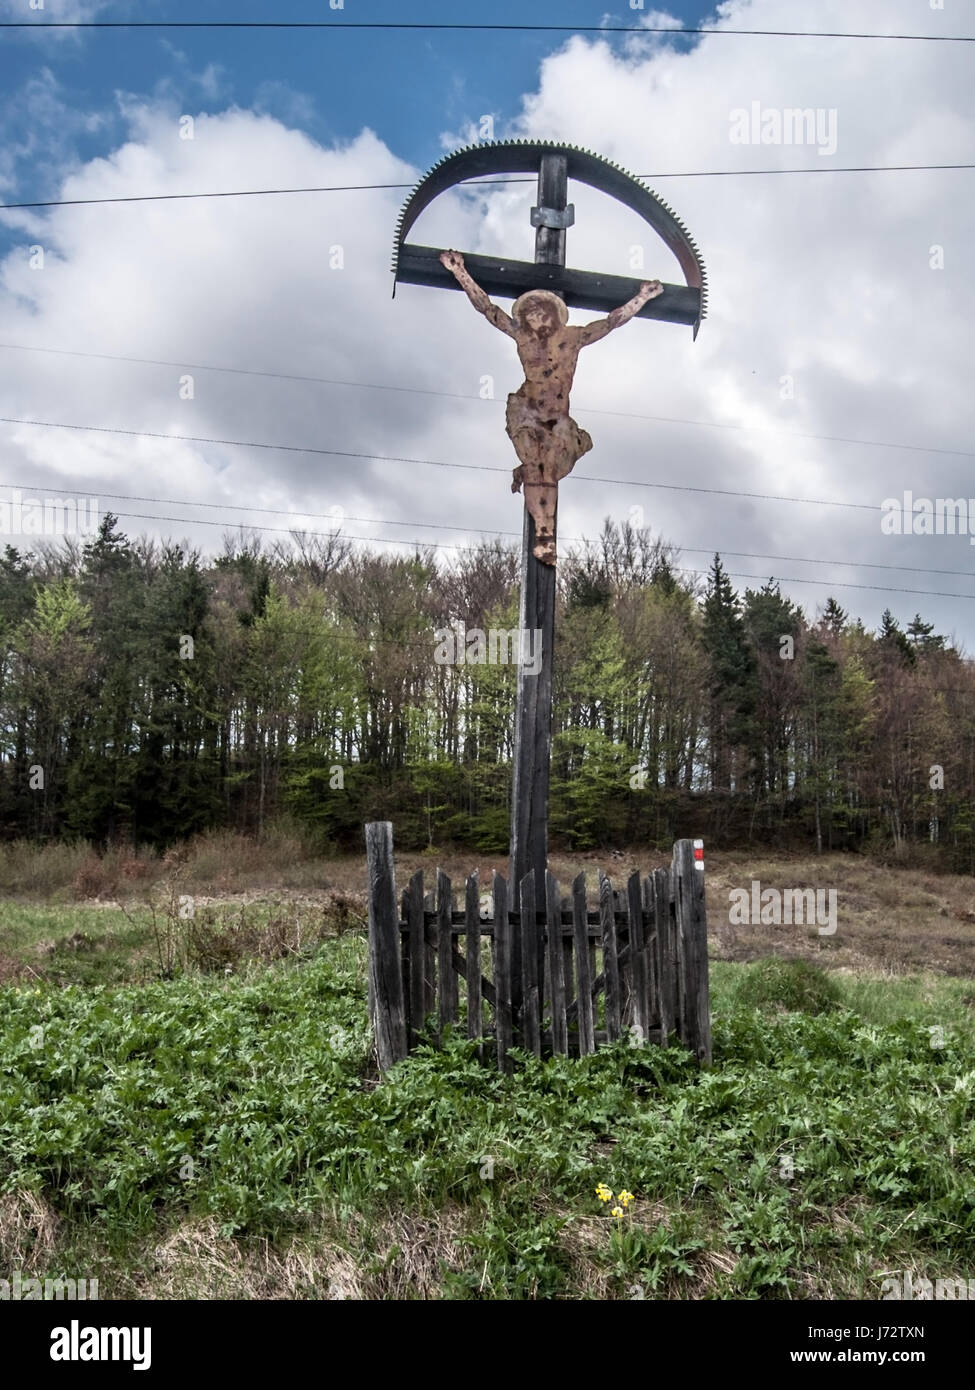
[438,249,663,564]
[392,141,705,1032]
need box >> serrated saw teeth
[391,140,707,329]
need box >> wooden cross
[392,141,705,1030]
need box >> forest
[1,513,971,867]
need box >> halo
[512,290,568,327]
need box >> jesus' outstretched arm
[439,249,517,337]
[575,280,665,346]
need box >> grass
[0,894,361,988]
[0,823,329,902]
[0,934,973,1300]
[6,833,975,977]
[2,836,973,1299]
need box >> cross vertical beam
[509,152,567,1011]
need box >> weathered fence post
[365,822,408,1071]
[465,871,483,1059]
[572,871,595,1055]
[653,866,676,1045]
[520,870,541,1056]
[493,871,513,1072]
[627,870,650,1044]
[437,868,457,1040]
[545,871,567,1055]
[406,870,426,1048]
[599,870,620,1042]
[673,838,712,1065]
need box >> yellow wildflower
[611,1206,624,1219]
[595,1182,613,1202]
[618,1190,635,1207]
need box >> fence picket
[627,870,650,1044]
[673,840,712,1065]
[365,822,407,1072]
[423,888,436,1016]
[520,870,541,1056]
[465,871,483,1059]
[561,893,574,1040]
[493,872,512,1072]
[654,866,676,1044]
[600,871,621,1042]
[437,868,457,1036]
[618,883,633,1032]
[643,875,659,1029]
[573,871,595,1055]
[407,871,426,1047]
[546,871,567,1055]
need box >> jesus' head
[512,290,568,340]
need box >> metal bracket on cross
[530,203,575,230]
[391,139,708,337]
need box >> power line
[4,476,975,584]
[3,163,973,211]
[674,569,975,602]
[2,340,971,462]
[0,480,507,538]
[10,502,970,601]
[36,508,476,553]
[0,181,415,212]
[682,548,975,583]
[0,414,882,511]
[4,22,972,40]
[0,412,513,473]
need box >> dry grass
[6,831,975,979]
[60,1208,477,1301]
[2,1191,961,1301]
[703,851,975,977]
[352,846,975,980]
[131,1218,360,1301]
[0,823,327,903]
[0,1191,61,1275]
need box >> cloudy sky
[1,0,973,645]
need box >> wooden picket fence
[365,824,711,1073]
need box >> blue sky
[2,0,713,231]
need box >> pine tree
[905,612,946,653]
[878,608,915,666]
[822,596,847,637]
[743,580,804,802]
[702,555,756,794]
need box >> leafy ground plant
[0,946,973,1299]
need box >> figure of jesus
[439,249,664,564]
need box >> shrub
[736,957,841,1015]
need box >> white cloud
[0,0,118,42]
[0,67,112,198]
